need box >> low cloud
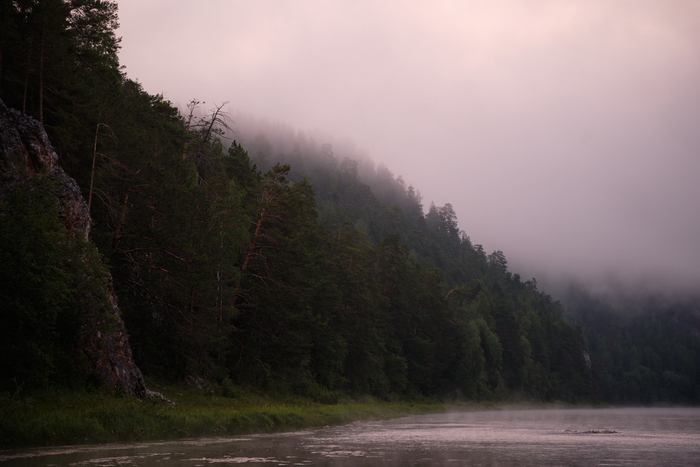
[117,0,700,295]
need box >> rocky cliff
[0,99,147,397]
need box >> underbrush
[0,382,446,448]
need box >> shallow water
[2,407,699,466]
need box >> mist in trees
[560,284,700,404]
[1,1,696,404]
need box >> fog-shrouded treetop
[115,0,700,298]
[3,0,698,404]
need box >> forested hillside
[1,1,696,404]
[231,115,700,404]
[562,287,700,404]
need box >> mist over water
[3,408,699,466]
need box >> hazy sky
[116,0,700,295]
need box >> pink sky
[115,0,700,295]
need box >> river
[1,407,699,466]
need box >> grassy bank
[0,382,451,449]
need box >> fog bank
[116,0,700,295]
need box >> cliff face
[0,99,146,397]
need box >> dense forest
[1,1,697,404]
[562,287,700,404]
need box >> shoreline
[1,383,448,449]
[1,382,654,450]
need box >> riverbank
[4,407,698,466]
[1,381,457,449]
[1,379,603,449]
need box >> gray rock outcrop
[0,99,147,397]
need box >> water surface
[2,407,698,466]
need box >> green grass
[0,382,449,448]
[1,381,602,449]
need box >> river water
[1,407,699,466]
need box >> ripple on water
[3,408,699,466]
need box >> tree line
[2,1,695,404]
